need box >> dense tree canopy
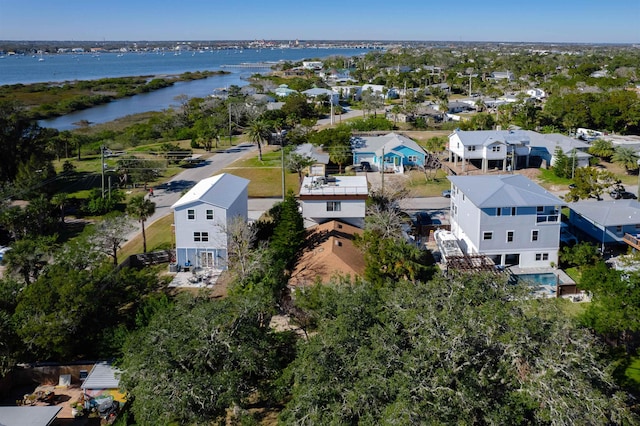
[280,275,637,425]
[0,100,54,184]
[120,291,296,425]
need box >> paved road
[126,143,259,241]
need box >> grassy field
[403,169,452,197]
[222,146,300,197]
[119,213,175,260]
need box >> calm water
[0,47,370,130]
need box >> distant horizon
[1,39,637,46]
[1,0,638,44]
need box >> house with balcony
[171,173,249,270]
[447,129,592,173]
[352,132,428,173]
[448,174,563,268]
[299,175,368,228]
[448,129,532,173]
[567,200,640,251]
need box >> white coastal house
[448,129,532,173]
[299,175,368,228]
[448,174,563,268]
[301,87,339,105]
[448,129,592,173]
[361,83,398,99]
[171,173,249,270]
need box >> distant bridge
[220,62,278,68]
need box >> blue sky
[1,0,638,43]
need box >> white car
[0,246,11,261]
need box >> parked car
[610,190,637,200]
[360,161,372,172]
[441,189,451,198]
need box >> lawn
[624,356,640,389]
[404,169,451,197]
[119,213,174,261]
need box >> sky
[1,0,638,44]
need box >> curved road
[126,143,259,241]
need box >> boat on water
[434,229,464,264]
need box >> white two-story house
[448,174,563,268]
[171,173,249,270]
[448,129,531,173]
[299,176,368,228]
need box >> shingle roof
[569,200,640,226]
[448,174,563,208]
[81,361,122,390]
[289,220,364,287]
[171,173,249,210]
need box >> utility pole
[228,103,233,146]
[280,131,285,201]
[330,99,334,125]
[381,147,385,194]
[101,146,105,198]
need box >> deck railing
[623,233,640,250]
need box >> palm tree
[588,139,614,161]
[51,192,69,226]
[248,120,270,161]
[126,195,156,253]
[612,146,640,174]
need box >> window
[616,225,623,234]
[536,253,549,261]
[187,209,195,220]
[483,232,493,240]
[536,206,544,213]
[408,155,418,162]
[507,231,514,242]
[194,232,209,242]
[206,209,214,220]
[532,230,539,241]
[327,201,341,212]
[467,145,476,151]
[492,146,501,152]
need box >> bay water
[0,47,370,130]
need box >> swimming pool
[515,273,560,286]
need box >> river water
[0,47,371,130]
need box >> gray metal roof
[452,129,591,158]
[294,143,330,164]
[569,200,640,226]
[81,361,122,390]
[171,173,249,210]
[0,406,62,426]
[448,174,563,208]
[352,132,426,157]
